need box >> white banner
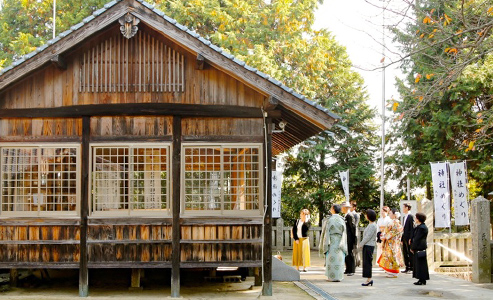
[272,171,282,218]
[430,162,451,228]
[339,170,349,203]
[449,162,470,226]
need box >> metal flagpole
[52,0,56,39]
[379,2,386,214]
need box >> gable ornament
[119,13,140,39]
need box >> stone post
[471,196,491,283]
[418,198,434,268]
[276,218,284,251]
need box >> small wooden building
[0,0,338,296]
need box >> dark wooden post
[130,269,142,290]
[171,116,182,298]
[79,116,90,297]
[262,118,273,296]
[9,269,18,287]
[254,267,262,286]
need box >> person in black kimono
[411,212,429,285]
[342,202,356,275]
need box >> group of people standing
[291,202,430,287]
[375,204,429,285]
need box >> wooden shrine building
[0,0,338,297]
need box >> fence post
[471,196,492,283]
[276,218,284,251]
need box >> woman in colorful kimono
[378,208,404,277]
[321,204,347,282]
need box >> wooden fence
[272,219,364,251]
[272,219,473,267]
[433,232,472,267]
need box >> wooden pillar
[130,269,142,290]
[79,116,90,297]
[171,116,181,298]
[262,118,273,296]
[9,269,18,287]
[254,267,262,286]
[471,196,491,283]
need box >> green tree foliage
[387,0,493,197]
[0,0,108,69]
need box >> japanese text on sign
[430,162,451,228]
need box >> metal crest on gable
[119,13,140,39]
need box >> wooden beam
[267,110,281,119]
[196,53,205,70]
[0,262,79,269]
[50,55,67,70]
[262,118,273,296]
[171,116,181,298]
[0,137,81,143]
[182,135,264,143]
[130,4,336,130]
[90,136,173,142]
[86,240,171,244]
[179,239,262,244]
[0,103,264,119]
[87,262,172,268]
[87,218,172,225]
[180,261,262,268]
[0,240,80,245]
[180,217,262,225]
[0,219,81,226]
[263,96,279,111]
[79,116,90,297]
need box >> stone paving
[0,250,492,299]
[285,250,493,300]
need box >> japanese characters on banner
[272,171,282,218]
[449,162,470,226]
[430,162,451,228]
[339,170,349,203]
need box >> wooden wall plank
[181,118,263,137]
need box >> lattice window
[79,30,185,93]
[182,144,262,214]
[0,145,80,216]
[91,144,170,215]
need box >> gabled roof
[0,0,339,146]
